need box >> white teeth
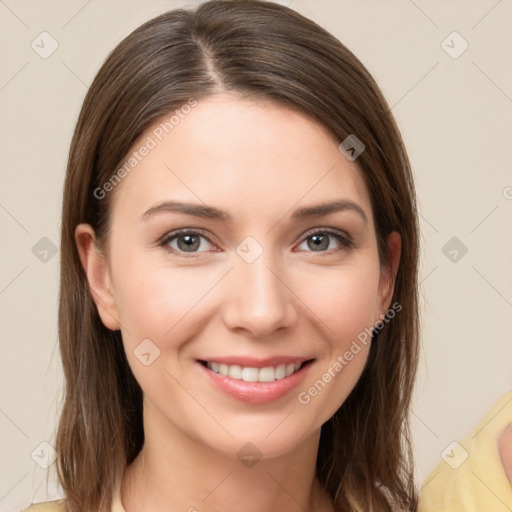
[241,367,259,382]
[228,365,242,379]
[275,364,286,379]
[258,366,275,382]
[205,361,305,382]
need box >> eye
[296,228,353,253]
[159,229,217,254]
[158,227,353,256]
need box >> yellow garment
[21,478,126,512]
[419,390,512,512]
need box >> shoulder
[21,499,66,512]
[419,390,512,511]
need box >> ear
[75,223,120,330]
[376,231,401,318]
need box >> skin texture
[76,94,401,512]
[499,423,512,485]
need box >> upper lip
[197,356,315,368]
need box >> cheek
[295,257,380,343]
[111,246,228,353]
[115,269,207,340]
[111,258,222,407]
[293,259,379,417]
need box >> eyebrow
[140,198,368,224]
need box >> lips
[196,356,315,404]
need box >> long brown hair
[56,1,420,510]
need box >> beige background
[1,0,511,510]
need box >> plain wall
[1,0,511,510]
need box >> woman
[23,1,420,510]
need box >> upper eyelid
[159,228,218,249]
[301,226,351,241]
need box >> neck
[121,400,333,512]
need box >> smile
[196,358,315,404]
[203,360,308,382]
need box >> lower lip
[196,360,314,404]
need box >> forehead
[109,94,373,228]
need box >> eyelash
[157,227,354,256]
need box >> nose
[222,251,298,338]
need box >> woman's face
[82,93,400,459]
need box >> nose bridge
[223,242,296,337]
